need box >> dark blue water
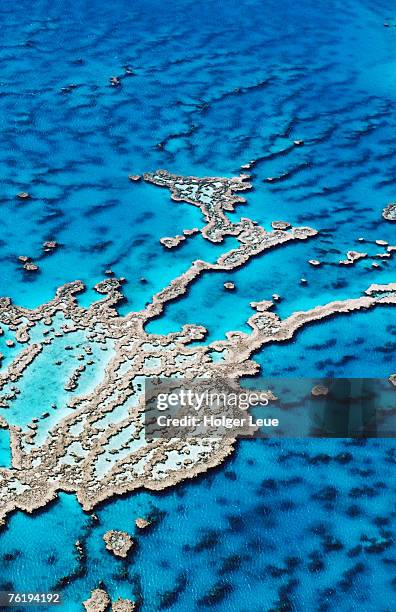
[2,438,396,611]
[0,0,396,610]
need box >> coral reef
[103,530,133,558]
[0,171,394,526]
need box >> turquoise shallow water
[0,0,396,610]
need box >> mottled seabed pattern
[0,0,396,610]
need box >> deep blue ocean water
[0,0,396,609]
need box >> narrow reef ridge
[0,169,394,526]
